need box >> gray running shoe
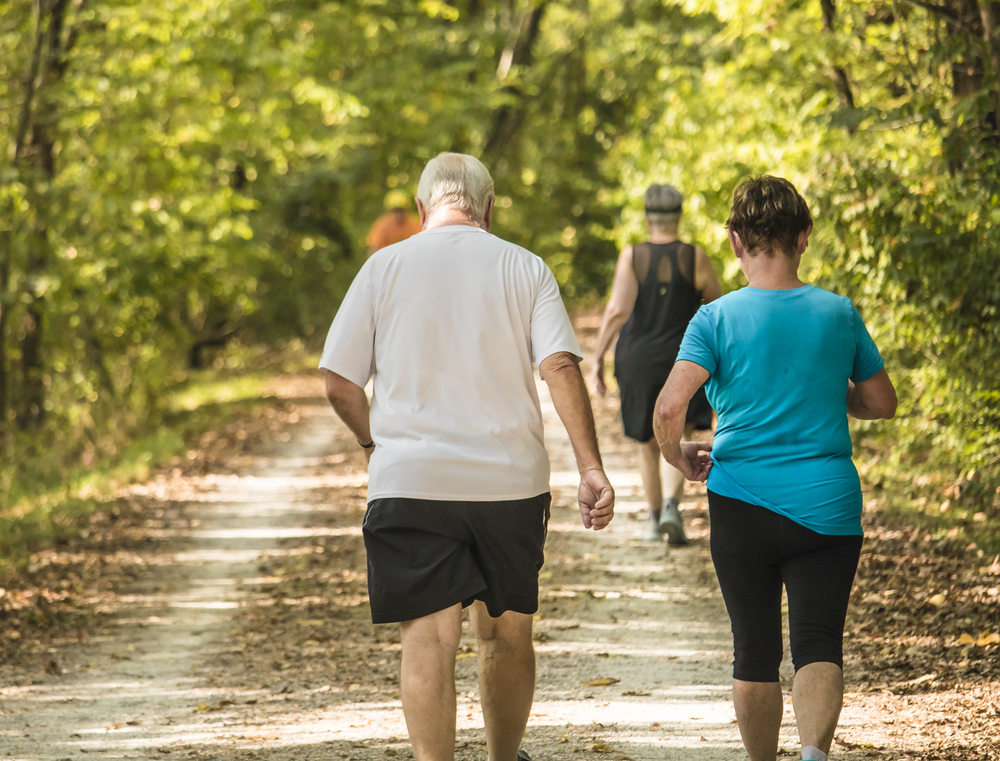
[658,499,688,546]
[517,751,532,761]
[643,509,662,541]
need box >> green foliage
[1,0,998,540]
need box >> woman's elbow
[654,398,684,427]
[881,393,898,420]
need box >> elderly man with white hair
[319,152,615,761]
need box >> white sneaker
[643,510,662,541]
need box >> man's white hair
[416,153,495,225]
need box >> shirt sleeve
[530,260,582,364]
[676,306,718,376]
[318,262,376,387]
[850,303,884,382]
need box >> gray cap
[644,183,683,213]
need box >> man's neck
[648,227,679,244]
[423,209,484,231]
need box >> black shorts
[616,360,713,442]
[708,490,863,682]
[362,494,551,624]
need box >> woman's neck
[648,227,679,244]
[741,251,805,290]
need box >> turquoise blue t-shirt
[676,285,884,535]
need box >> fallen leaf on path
[44,659,62,675]
[900,673,936,686]
[580,677,620,686]
[621,690,651,696]
[959,632,976,645]
[927,593,947,606]
[977,631,1000,647]
[589,743,615,753]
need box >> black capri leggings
[708,491,863,683]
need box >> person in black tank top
[589,184,722,543]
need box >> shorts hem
[470,595,540,619]
[371,581,487,624]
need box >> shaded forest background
[1,0,999,554]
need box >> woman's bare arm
[847,368,897,420]
[694,246,722,303]
[589,246,639,396]
[653,360,714,481]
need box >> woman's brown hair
[725,175,812,257]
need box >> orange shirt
[368,211,422,253]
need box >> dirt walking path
[1,354,994,759]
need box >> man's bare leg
[639,438,663,539]
[470,602,534,761]
[399,604,464,761]
[792,662,843,756]
[733,679,783,761]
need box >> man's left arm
[324,370,374,460]
[538,352,615,530]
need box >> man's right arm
[324,370,373,460]
[538,351,614,530]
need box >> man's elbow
[324,372,358,407]
[540,351,581,381]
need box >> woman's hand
[676,441,713,482]
[589,357,607,397]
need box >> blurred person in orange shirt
[368,190,422,255]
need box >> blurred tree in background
[1,0,998,525]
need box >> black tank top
[616,241,702,365]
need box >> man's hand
[588,358,607,398]
[675,441,713,482]
[578,468,614,530]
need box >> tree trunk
[16,0,74,430]
[820,0,857,122]
[0,234,9,438]
[0,1,49,439]
[483,1,549,157]
[977,0,1000,127]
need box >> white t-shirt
[319,224,581,501]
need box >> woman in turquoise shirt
[653,176,897,761]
